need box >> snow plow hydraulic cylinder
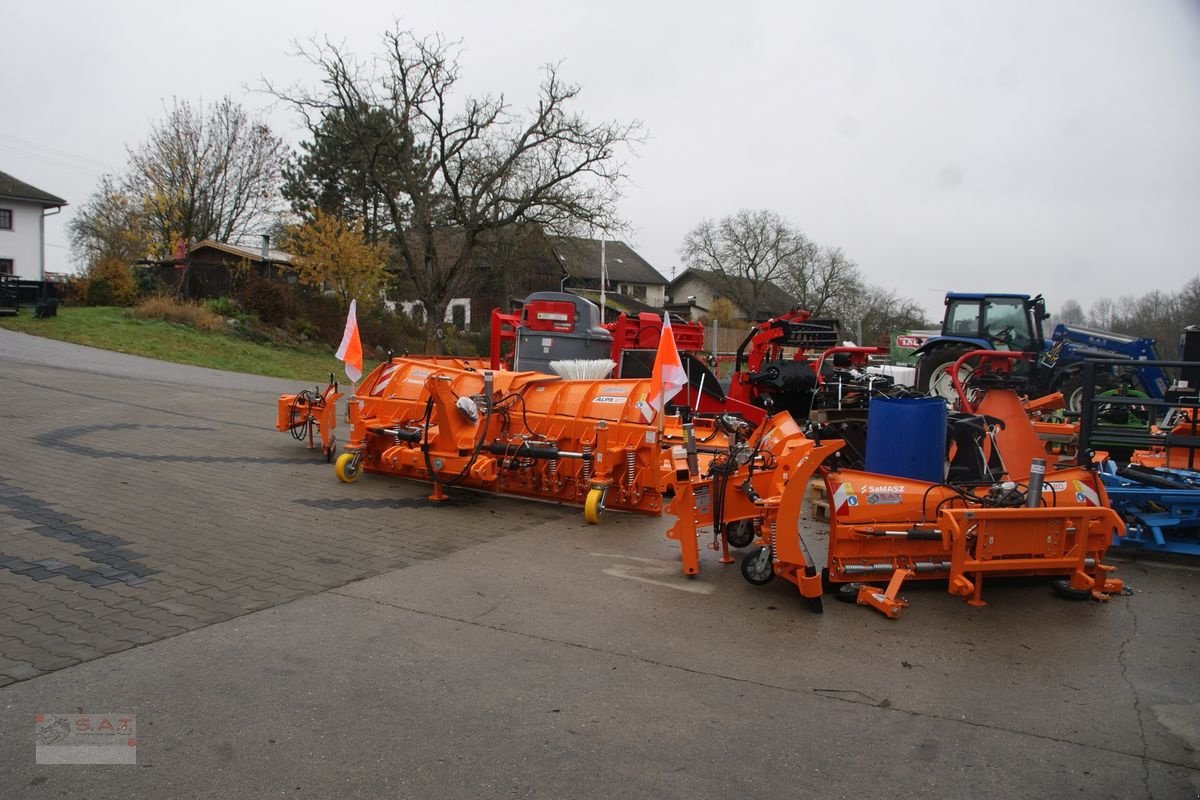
[485,441,591,462]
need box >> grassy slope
[0,306,347,382]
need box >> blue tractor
[913,292,1170,411]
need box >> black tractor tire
[1056,372,1086,414]
[916,347,972,401]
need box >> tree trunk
[424,301,450,354]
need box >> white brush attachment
[549,359,616,380]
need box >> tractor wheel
[334,452,360,483]
[916,347,972,404]
[725,519,755,548]
[583,488,605,525]
[740,547,776,585]
[916,347,974,407]
[1056,373,1087,414]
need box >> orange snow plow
[664,412,844,611]
[663,350,1127,618]
[313,355,736,521]
[824,350,1125,616]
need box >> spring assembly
[625,449,636,490]
[547,457,559,476]
[769,518,777,562]
[581,444,593,483]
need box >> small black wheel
[725,520,755,549]
[834,582,865,603]
[740,547,775,585]
[1051,579,1092,601]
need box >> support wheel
[834,582,865,603]
[583,488,605,525]
[725,519,755,548]
[334,452,361,483]
[1050,578,1092,601]
[740,547,775,585]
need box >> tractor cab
[940,293,1048,353]
[915,293,1052,400]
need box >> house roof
[568,289,663,317]
[551,237,668,286]
[191,239,293,264]
[668,268,798,319]
[0,171,67,207]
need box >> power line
[0,143,104,179]
[0,131,115,170]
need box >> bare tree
[125,97,287,256]
[1056,298,1086,326]
[679,210,812,317]
[827,284,929,347]
[1088,297,1120,330]
[268,30,642,350]
[67,173,154,268]
[787,246,861,317]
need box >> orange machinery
[665,350,1126,618]
[664,413,845,613]
[282,355,743,522]
[276,376,343,462]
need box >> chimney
[261,234,270,262]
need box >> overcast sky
[4,0,1198,320]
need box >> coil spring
[393,430,405,446]
[581,444,593,482]
[769,519,777,562]
[547,458,558,476]
[625,449,636,489]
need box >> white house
[0,171,67,280]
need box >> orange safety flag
[335,299,363,383]
[646,311,687,420]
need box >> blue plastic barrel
[864,397,946,482]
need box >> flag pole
[600,238,607,322]
[656,311,666,441]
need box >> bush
[236,274,291,326]
[84,258,137,306]
[205,296,241,318]
[130,296,226,332]
[133,267,166,298]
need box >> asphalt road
[0,327,1197,799]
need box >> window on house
[0,209,12,230]
[0,259,13,275]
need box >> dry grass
[130,296,226,333]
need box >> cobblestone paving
[0,338,575,685]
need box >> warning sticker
[832,481,856,516]
[1072,479,1099,507]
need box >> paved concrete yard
[0,327,1198,798]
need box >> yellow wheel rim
[583,487,604,524]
